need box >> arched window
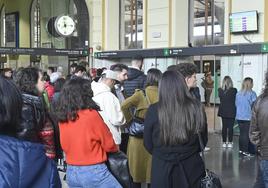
[30,0,89,49]
[120,0,143,49]
[0,5,6,47]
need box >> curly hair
[54,78,100,122]
[14,67,41,96]
[168,63,198,78]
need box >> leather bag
[107,151,132,188]
[128,90,150,137]
[200,170,222,188]
[198,132,222,188]
[128,117,144,138]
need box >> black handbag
[107,151,132,188]
[128,117,144,137]
[128,90,150,138]
[198,132,222,188]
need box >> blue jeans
[254,156,265,188]
[66,163,122,188]
[260,160,268,188]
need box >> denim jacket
[235,90,257,121]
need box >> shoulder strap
[197,132,206,168]
[143,90,151,105]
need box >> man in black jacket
[124,56,146,98]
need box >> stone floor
[205,134,257,188]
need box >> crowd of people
[0,58,268,188]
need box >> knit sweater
[59,109,118,165]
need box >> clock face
[55,15,76,37]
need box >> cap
[50,72,61,83]
[102,70,119,81]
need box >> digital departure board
[229,11,258,33]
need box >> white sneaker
[222,142,227,147]
[227,142,233,148]
[243,152,254,157]
[204,147,210,151]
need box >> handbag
[128,90,151,137]
[128,117,144,138]
[198,132,222,188]
[107,151,132,188]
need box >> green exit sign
[261,43,268,53]
[82,50,88,56]
[163,49,170,56]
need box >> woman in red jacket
[54,78,121,188]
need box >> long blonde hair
[241,77,253,93]
[222,76,233,90]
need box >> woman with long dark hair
[0,77,61,187]
[144,70,208,188]
[54,78,121,188]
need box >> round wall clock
[54,15,76,37]
[47,15,76,37]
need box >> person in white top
[91,70,126,145]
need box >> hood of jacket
[91,81,111,96]
[127,67,144,81]
[0,135,61,188]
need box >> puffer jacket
[17,93,45,142]
[0,135,61,188]
[250,95,268,160]
[124,67,146,97]
[17,93,56,159]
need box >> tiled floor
[205,134,257,188]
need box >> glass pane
[120,0,143,49]
[0,6,5,47]
[193,0,225,46]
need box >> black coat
[124,67,146,97]
[144,103,207,188]
[218,88,237,118]
[16,93,45,142]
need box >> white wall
[88,0,102,52]
[220,55,268,96]
[171,0,189,47]
[242,55,267,95]
[104,0,119,50]
[146,0,169,48]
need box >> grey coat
[250,95,268,160]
